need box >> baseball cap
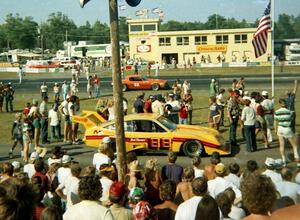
[215,163,226,174]
[30,152,39,161]
[62,155,72,164]
[211,79,215,83]
[109,181,129,198]
[168,93,174,97]
[12,161,21,170]
[128,160,142,172]
[102,137,111,144]
[265,157,275,167]
[262,91,268,96]
[99,164,114,172]
[130,187,144,200]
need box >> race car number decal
[133,83,140,87]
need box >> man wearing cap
[133,92,145,113]
[99,164,114,206]
[151,94,164,116]
[144,95,153,113]
[23,152,39,179]
[261,90,274,143]
[274,98,299,165]
[93,137,112,171]
[207,163,241,199]
[56,163,82,209]
[109,181,134,220]
[262,158,282,184]
[166,93,180,124]
[40,95,49,146]
[57,155,72,186]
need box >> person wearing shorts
[10,113,23,158]
[274,98,299,166]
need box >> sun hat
[129,160,142,172]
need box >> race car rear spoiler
[72,111,106,129]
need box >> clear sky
[0,0,299,25]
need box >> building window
[130,25,142,32]
[235,34,248,43]
[176,36,189,46]
[216,35,229,44]
[195,36,207,45]
[159,37,171,46]
[144,24,156,31]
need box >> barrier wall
[0,67,65,73]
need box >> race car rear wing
[72,111,106,129]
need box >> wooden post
[108,0,127,181]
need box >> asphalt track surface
[3,72,300,93]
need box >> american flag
[252,2,271,58]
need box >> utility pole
[109,0,127,181]
[65,30,68,42]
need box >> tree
[119,16,128,42]
[41,12,77,51]
[3,14,38,50]
[275,13,296,39]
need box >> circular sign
[137,45,151,53]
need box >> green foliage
[3,13,38,50]
[0,12,299,52]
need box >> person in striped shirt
[274,98,299,166]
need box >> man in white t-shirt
[208,163,241,199]
[63,176,114,220]
[59,95,71,143]
[151,94,164,116]
[261,91,274,143]
[40,82,48,99]
[175,177,208,220]
[276,167,300,203]
[23,152,39,179]
[57,155,72,185]
[56,163,81,209]
[93,137,112,171]
[262,158,282,184]
[48,104,61,142]
[224,163,241,189]
[166,93,180,124]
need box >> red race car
[122,75,169,91]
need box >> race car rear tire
[122,84,128,92]
[182,140,204,157]
[152,83,160,91]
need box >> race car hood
[171,124,223,146]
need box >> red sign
[137,45,151,53]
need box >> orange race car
[122,75,169,91]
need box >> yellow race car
[73,111,230,157]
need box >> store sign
[197,45,227,52]
[137,45,151,53]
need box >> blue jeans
[244,125,257,152]
[229,117,239,146]
[41,118,48,143]
[50,124,61,141]
[179,118,188,124]
[94,86,100,98]
[5,96,13,112]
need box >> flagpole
[271,0,275,97]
